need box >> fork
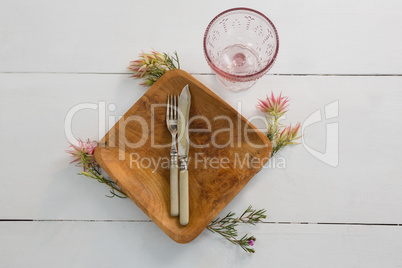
[166,95,179,216]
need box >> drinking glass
[203,8,279,92]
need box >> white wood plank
[1,221,402,267]
[0,73,149,220]
[1,73,402,224]
[202,74,402,224]
[1,0,402,74]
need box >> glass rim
[203,7,279,80]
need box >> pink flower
[257,92,289,117]
[278,123,301,144]
[129,60,144,66]
[144,53,156,61]
[141,53,156,64]
[138,65,148,73]
[66,139,98,170]
[152,51,165,61]
[128,50,180,86]
[248,236,256,246]
[278,125,291,143]
[289,122,301,140]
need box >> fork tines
[167,94,178,121]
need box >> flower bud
[152,51,165,61]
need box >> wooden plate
[94,69,272,243]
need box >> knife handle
[179,169,189,225]
[170,164,179,216]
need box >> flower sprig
[65,144,267,253]
[128,50,180,86]
[257,92,301,155]
[207,206,267,253]
[66,139,127,198]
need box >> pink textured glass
[203,8,279,91]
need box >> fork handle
[179,169,189,225]
[170,163,179,216]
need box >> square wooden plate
[94,69,272,243]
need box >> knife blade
[178,84,191,225]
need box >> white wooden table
[1,0,402,267]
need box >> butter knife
[178,85,191,226]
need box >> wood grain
[94,69,272,243]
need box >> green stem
[80,155,127,198]
[207,206,266,253]
[90,169,126,198]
